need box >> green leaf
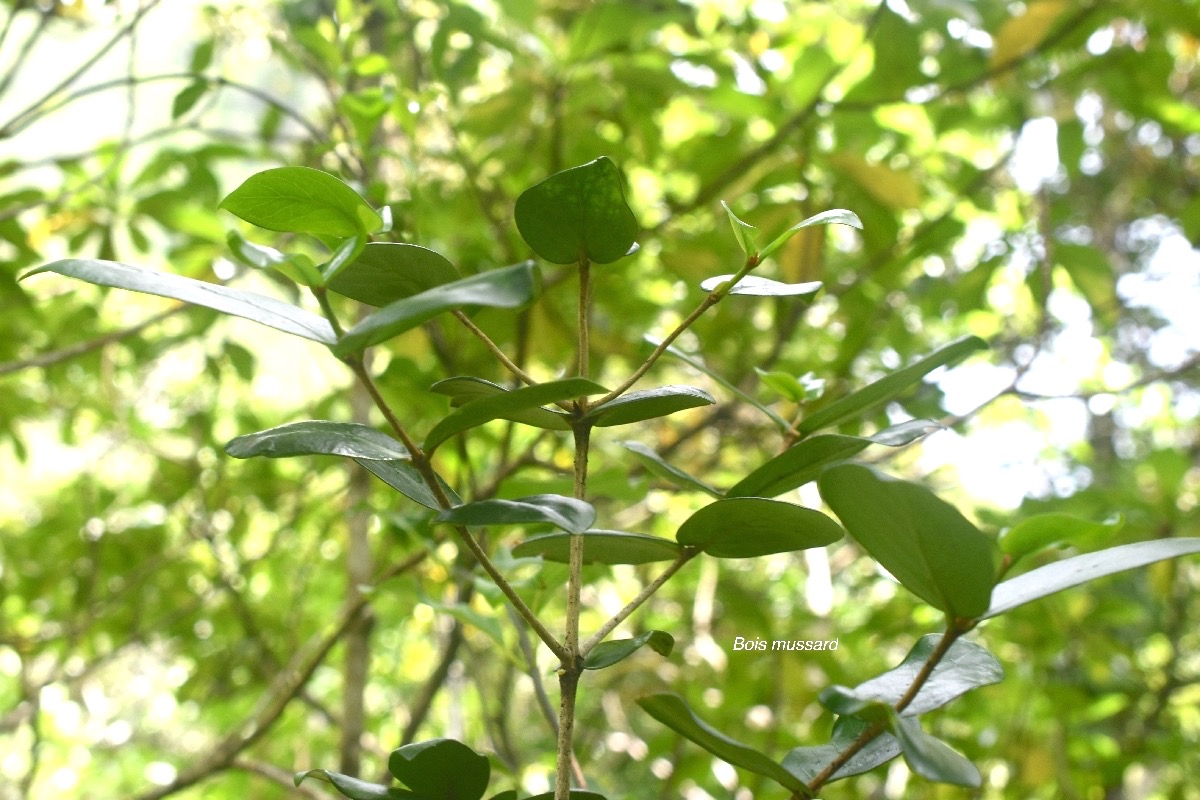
[171,79,209,120]
[889,714,981,788]
[586,385,715,427]
[984,538,1200,619]
[21,259,336,345]
[512,530,683,565]
[584,630,673,670]
[225,421,410,460]
[637,694,809,794]
[335,262,540,356]
[220,166,384,237]
[436,494,596,534]
[424,378,606,453]
[728,420,940,498]
[514,156,638,264]
[226,232,323,287]
[781,717,900,784]
[999,513,1124,564]
[619,441,722,497]
[322,234,367,283]
[430,377,571,430]
[758,208,863,260]
[755,369,822,403]
[699,275,823,298]
[799,336,988,435]
[676,497,843,557]
[329,243,460,307]
[357,458,460,510]
[294,769,417,800]
[818,465,996,618]
[721,200,757,254]
[818,635,1002,717]
[388,739,490,800]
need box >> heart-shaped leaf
[818,464,996,618]
[329,243,460,307]
[388,739,490,800]
[799,336,987,435]
[818,635,1002,717]
[637,694,809,794]
[999,512,1124,564]
[21,259,337,345]
[620,441,722,498]
[514,157,638,264]
[676,497,843,558]
[728,420,941,498]
[430,377,572,430]
[424,378,606,453]
[357,458,460,510]
[984,538,1200,619]
[436,494,596,534]
[295,769,416,799]
[220,166,384,237]
[889,714,981,788]
[225,421,409,460]
[781,717,900,784]
[699,275,823,298]
[336,262,541,355]
[585,385,715,427]
[584,630,673,670]
[512,530,683,564]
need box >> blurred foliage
[1,0,1199,798]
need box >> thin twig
[0,307,183,377]
[580,549,700,655]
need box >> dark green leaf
[759,208,864,259]
[781,717,900,784]
[699,275,822,298]
[818,635,1002,717]
[329,243,460,307]
[721,200,757,254]
[21,259,336,345]
[512,530,683,564]
[388,739,490,800]
[586,385,714,427]
[357,458,460,510]
[619,441,722,497]
[584,630,673,670]
[335,262,540,356]
[436,494,596,534]
[637,694,809,794]
[984,538,1200,619]
[514,157,638,264]
[818,464,996,618]
[799,336,988,435]
[430,377,571,430]
[729,420,940,498]
[424,378,606,453]
[294,769,417,800]
[220,166,384,237]
[225,421,409,460]
[889,714,981,788]
[999,513,1124,563]
[676,498,843,557]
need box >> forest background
[1,0,1199,798]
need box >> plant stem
[452,310,540,387]
[580,549,700,655]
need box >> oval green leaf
[818,464,996,618]
[21,258,336,345]
[583,630,673,670]
[799,335,987,435]
[225,421,409,460]
[329,243,460,307]
[619,441,722,497]
[586,385,715,427]
[984,537,1200,619]
[295,769,415,800]
[335,261,540,356]
[676,497,843,557]
[890,715,981,788]
[637,694,809,795]
[512,530,683,565]
[431,377,572,430]
[728,420,941,498]
[999,512,1124,563]
[388,739,490,800]
[436,494,596,534]
[514,156,638,264]
[220,166,383,237]
[781,717,900,784]
[424,377,606,453]
[356,458,460,510]
[699,275,823,298]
